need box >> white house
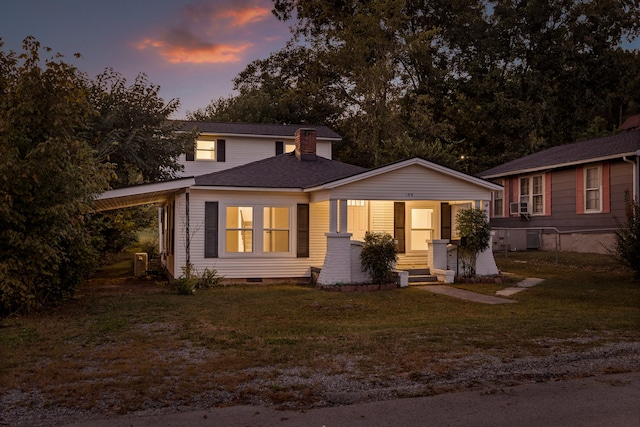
[95,122,501,284]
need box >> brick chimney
[295,128,317,161]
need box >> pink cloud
[137,0,277,64]
[137,38,252,64]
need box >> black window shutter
[217,139,225,162]
[186,150,194,161]
[394,202,405,253]
[276,141,284,155]
[441,202,451,240]
[205,202,219,258]
[297,203,310,258]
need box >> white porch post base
[428,239,449,270]
[318,233,353,285]
[475,232,499,275]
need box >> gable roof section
[174,121,342,140]
[306,157,502,192]
[479,130,640,178]
[194,153,367,189]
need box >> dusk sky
[1,0,292,118]
[2,1,639,119]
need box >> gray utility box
[134,252,148,277]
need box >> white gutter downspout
[622,150,640,201]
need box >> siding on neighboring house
[490,160,633,231]
[178,138,333,178]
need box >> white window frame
[519,175,545,215]
[584,166,602,213]
[263,206,291,253]
[195,139,216,161]
[222,204,293,257]
[225,206,254,253]
[492,180,504,218]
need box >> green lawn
[1,251,638,413]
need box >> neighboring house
[96,123,501,284]
[478,128,640,254]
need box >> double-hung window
[225,206,291,254]
[196,140,216,160]
[519,175,544,215]
[263,207,290,252]
[226,206,253,253]
[585,166,601,212]
[492,180,504,217]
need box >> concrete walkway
[496,277,544,296]
[419,285,518,304]
[420,277,545,304]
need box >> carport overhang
[93,178,195,211]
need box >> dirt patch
[76,276,172,297]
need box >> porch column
[329,199,338,233]
[339,199,348,233]
[318,233,353,285]
[428,240,449,270]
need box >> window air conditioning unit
[510,202,529,217]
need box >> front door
[409,207,433,251]
[348,200,368,241]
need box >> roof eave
[190,185,304,192]
[196,131,341,141]
[480,152,640,179]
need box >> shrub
[360,232,398,284]
[174,264,224,295]
[455,207,491,277]
[611,192,640,278]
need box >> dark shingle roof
[194,153,367,188]
[479,130,640,178]
[175,121,342,140]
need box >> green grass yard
[1,250,638,414]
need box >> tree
[0,37,109,315]
[455,207,491,277]
[86,69,197,257]
[250,0,640,172]
[187,44,344,127]
[87,69,196,188]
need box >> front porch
[315,196,494,285]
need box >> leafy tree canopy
[0,37,110,314]
[88,69,196,188]
[199,0,640,172]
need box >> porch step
[405,268,438,285]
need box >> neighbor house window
[492,181,504,217]
[285,143,296,153]
[196,140,216,160]
[226,206,253,252]
[585,166,601,212]
[263,207,290,252]
[519,175,544,215]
